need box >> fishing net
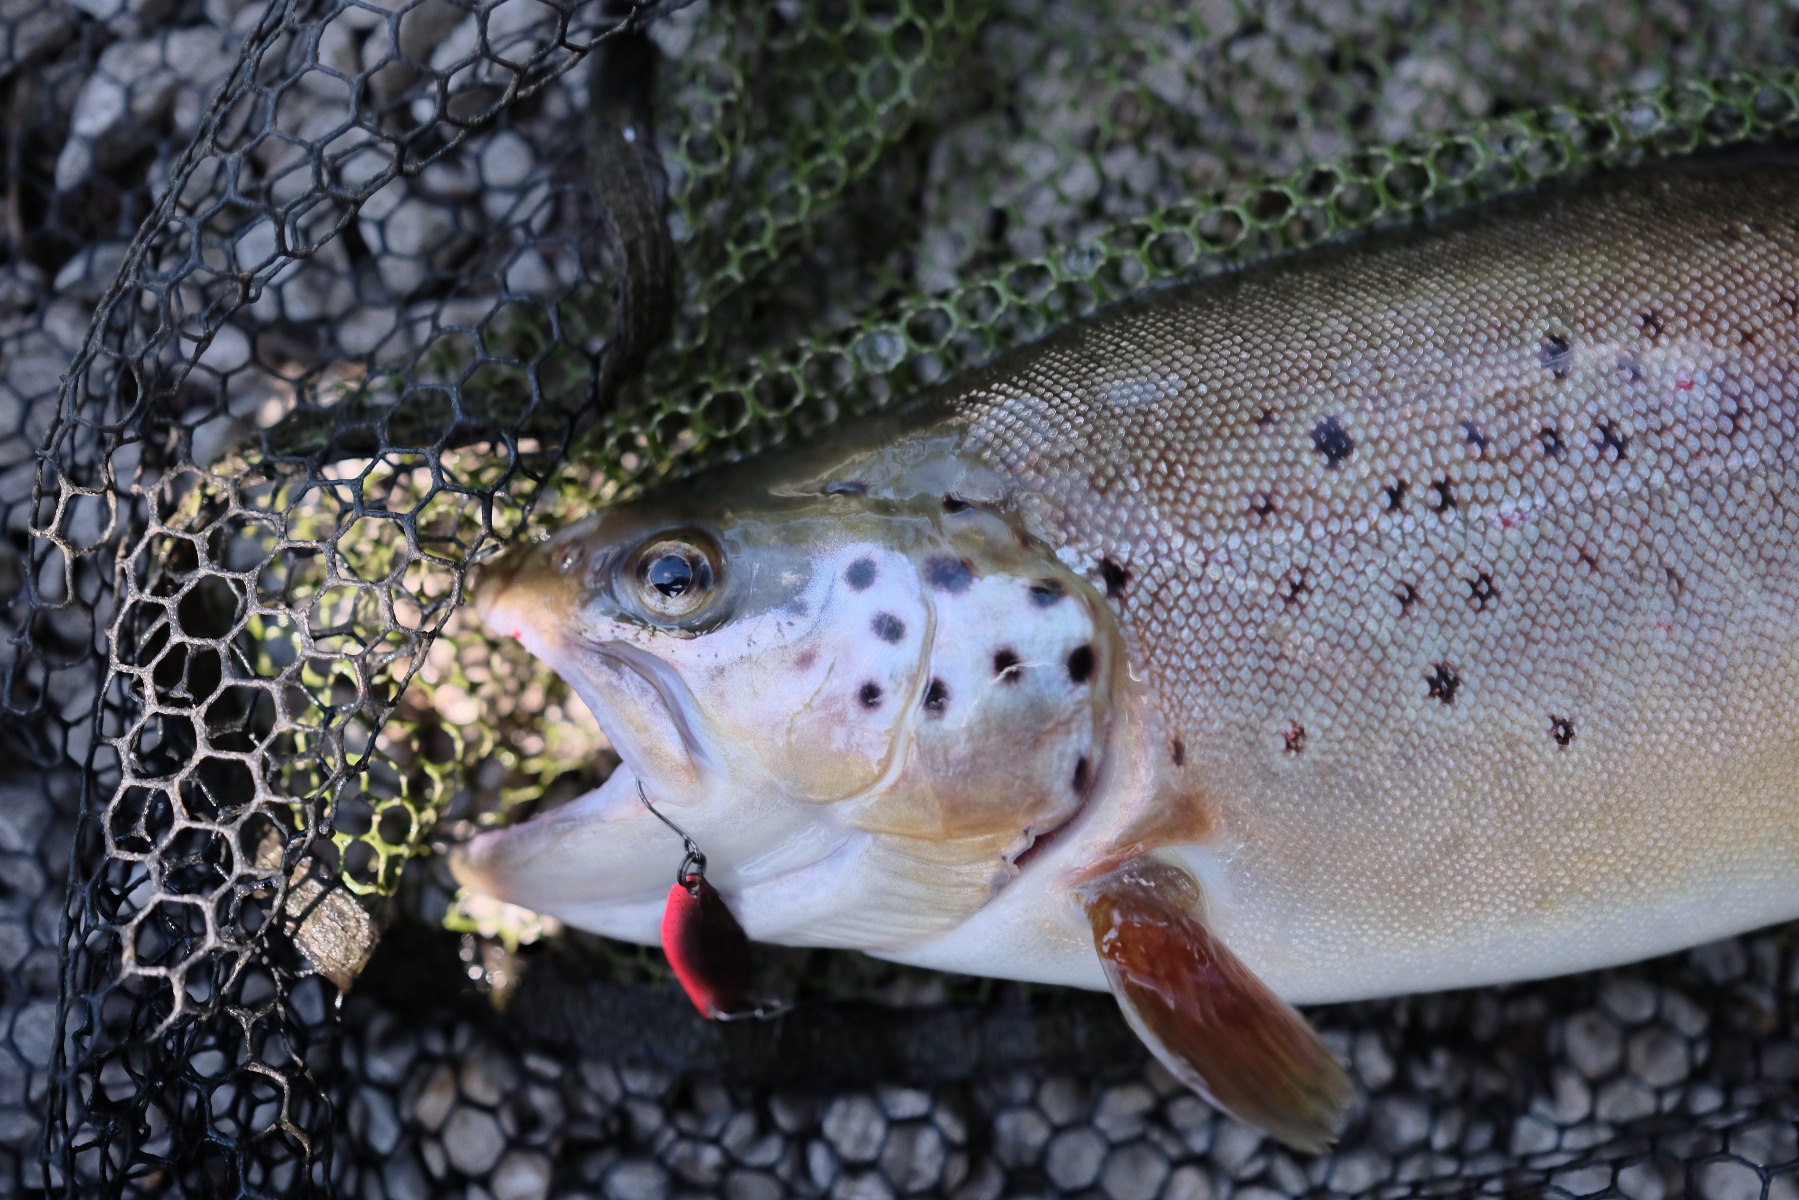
[3,0,1799,1195]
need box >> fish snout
[474,535,588,645]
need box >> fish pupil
[647,553,696,597]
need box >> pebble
[603,1159,670,1200]
[1099,1140,1170,1200]
[990,1106,1050,1167]
[443,1105,506,1176]
[878,1122,947,1194]
[490,1150,552,1200]
[1093,1083,1155,1141]
[1044,1126,1107,1190]
[822,1094,887,1164]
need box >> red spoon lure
[638,783,782,1021]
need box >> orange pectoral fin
[1079,858,1353,1154]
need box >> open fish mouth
[562,638,711,794]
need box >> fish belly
[944,157,1799,1003]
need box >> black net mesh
[2,0,1799,1196]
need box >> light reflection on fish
[453,155,1799,1151]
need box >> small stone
[1163,1164,1214,1200]
[991,1106,1050,1167]
[491,1151,552,1200]
[381,1151,432,1200]
[1093,1083,1155,1141]
[724,1169,783,1200]
[1697,1160,1768,1200]
[409,1063,456,1132]
[666,1137,727,1187]
[877,1086,933,1121]
[603,1159,669,1200]
[950,1156,1004,1200]
[833,1169,897,1200]
[1044,1126,1106,1190]
[443,1105,506,1176]
[879,1122,947,1194]
[1370,1095,1430,1152]
[1036,1075,1088,1126]
[1100,1140,1169,1200]
[768,1090,817,1133]
[1565,1009,1623,1078]
[1600,977,1658,1025]
[1628,1026,1691,1088]
[807,1139,839,1191]
[822,1094,887,1164]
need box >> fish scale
[459,154,1799,1150]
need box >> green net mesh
[3,0,1799,1195]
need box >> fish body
[457,155,1799,1149]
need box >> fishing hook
[637,780,707,893]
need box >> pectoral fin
[1079,858,1352,1153]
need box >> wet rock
[878,1122,946,1194]
[443,1104,506,1175]
[491,1150,552,1200]
[822,1094,887,1165]
[1044,1126,1106,1190]
[1100,1140,1169,1200]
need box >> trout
[453,155,1799,1150]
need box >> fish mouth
[563,638,712,791]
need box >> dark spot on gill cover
[1072,756,1091,795]
[1539,424,1565,458]
[859,682,882,709]
[1099,558,1129,600]
[872,612,906,643]
[1427,661,1461,705]
[1595,419,1630,461]
[1551,714,1575,749]
[1029,578,1066,607]
[1170,738,1186,767]
[1311,416,1354,467]
[1465,571,1497,611]
[846,558,876,590]
[925,555,975,593]
[1067,644,1094,684]
[993,649,1021,680]
[1539,334,1573,379]
[923,678,949,714]
[1283,723,1306,755]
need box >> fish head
[454,484,1117,950]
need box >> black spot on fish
[1664,564,1685,601]
[1615,352,1643,383]
[1393,581,1418,615]
[1461,420,1488,455]
[1595,419,1630,462]
[1426,661,1460,705]
[823,479,868,497]
[1383,479,1408,511]
[1256,407,1277,427]
[872,612,906,643]
[1249,491,1278,520]
[993,648,1022,680]
[1282,571,1310,607]
[923,678,949,714]
[1539,334,1572,379]
[926,555,975,593]
[1283,723,1306,755]
[1738,326,1757,347]
[1550,714,1575,749]
[1072,756,1091,795]
[1577,546,1600,572]
[1539,424,1565,458]
[1428,477,1456,513]
[846,558,876,590]
[1170,738,1186,767]
[1466,571,1497,611]
[859,682,883,709]
[1639,309,1665,340]
[1311,416,1354,467]
[1067,644,1094,684]
[1029,578,1066,607]
[1099,557,1129,600]
[941,495,971,514]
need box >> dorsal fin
[1079,858,1352,1153]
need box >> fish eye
[627,532,720,623]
